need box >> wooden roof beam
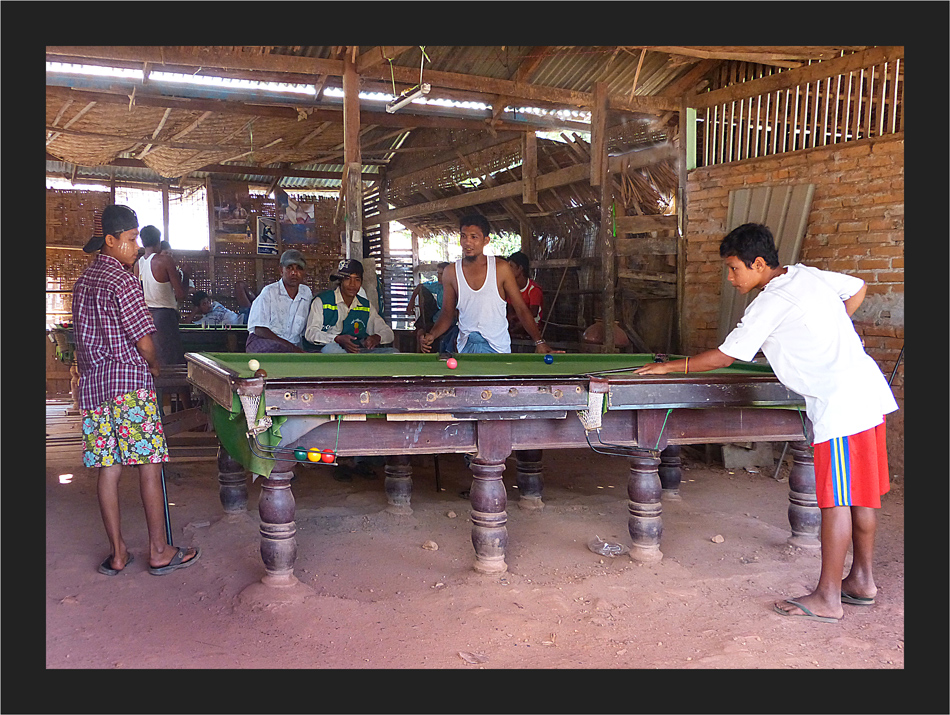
[689,46,903,109]
[48,46,679,114]
[357,46,416,72]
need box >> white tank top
[138,253,178,310]
[455,256,511,353]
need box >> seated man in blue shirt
[187,291,245,326]
[245,250,313,353]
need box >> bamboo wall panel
[697,56,903,167]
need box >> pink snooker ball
[446,357,458,370]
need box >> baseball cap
[280,249,307,269]
[331,258,364,281]
[83,205,139,253]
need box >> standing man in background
[134,225,190,409]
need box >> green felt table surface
[193,351,777,380]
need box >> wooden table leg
[217,445,247,514]
[470,458,508,574]
[658,444,683,500]
[787,440,820,548]
[470,420,512,574]
[627,452,664,563]
[257,463,298,586]
[384,454,413,515]
[514,449,544,511]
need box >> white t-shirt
[246,279,313,347]
[719,264,898,444]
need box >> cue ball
[544,354,554,364]
[307,448,323,462]
[247,359,260,371]
[446,357,458,369]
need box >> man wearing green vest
[304,259,396,353]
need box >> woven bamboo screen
[46,189,111,247]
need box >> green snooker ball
[294,448,308,461]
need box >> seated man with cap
[245,249,313,353]
[304,259,396,353]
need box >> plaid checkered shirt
[72,254,157,410]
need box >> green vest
[319,289,371,340]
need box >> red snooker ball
[321,449,336,463]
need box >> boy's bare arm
[843,282,867,317]
[633,348,734,375]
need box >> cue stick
[155,384,174,545]
[773,441,789,481]
[540,232,582,341]
[888,344,904,387]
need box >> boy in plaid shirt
[74,205,200,576]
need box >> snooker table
[186,351,818,585]
[59,323,249,354]
[176,323,248,352]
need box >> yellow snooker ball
[248,359,260,371]
[307,448,323,463]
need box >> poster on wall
[215,182,251,234]
[275,187,317,244]
[257,217,278,255]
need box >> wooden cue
[540,232,582,341]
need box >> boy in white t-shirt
[635,223,898,624]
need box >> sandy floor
[44,434,907,680]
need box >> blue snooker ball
[544,354,554,364]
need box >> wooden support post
[343,46,363,260]
[380,172,391,289]
[590,82,608,189]
[346,161,363,259]
[522,131,537,205]
[592,82,614,351]
[161,181,170,243]
[676,97,689,353]
[205,176,215,288]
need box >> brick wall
[683,134,904,474]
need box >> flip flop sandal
[841,590,875,606]
[773,599,840,623]
[149,547,201,575]
[98,553,134,576]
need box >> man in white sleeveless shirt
[134,225,188,367]
[421,214,557,356]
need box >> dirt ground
[43,435,908,680]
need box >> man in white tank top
[134,226,190,408]
[421,214,558,356]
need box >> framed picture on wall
[257,217,278,255]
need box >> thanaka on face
[104,228,141,267]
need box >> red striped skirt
[813,419,890,509]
